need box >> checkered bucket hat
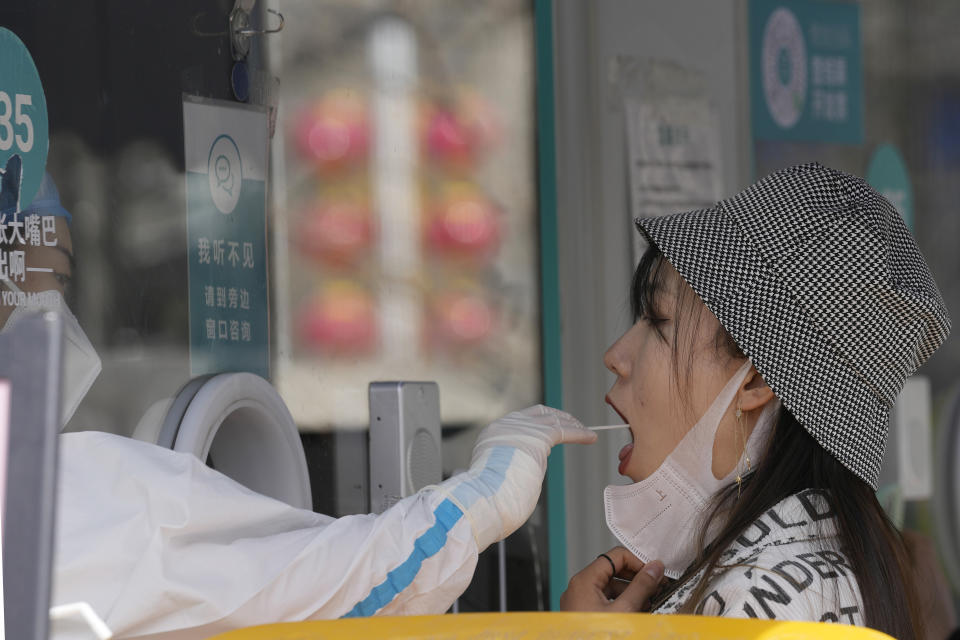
[635,162,951,489]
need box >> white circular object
[174,373,312,510]
[762,7,807,129]
[131,397,174,444]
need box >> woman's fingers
[596,547,643,599]
[560,547,660,612]
[561,553,624,610]
[606,574,636,599]
[585,553,616,592]
[605,547,645,573]
[609,560,665,612]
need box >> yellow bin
[210,612,894,639]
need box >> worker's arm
[365,405,598,617]
[52,407,593,638]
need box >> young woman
[560,163,951,640]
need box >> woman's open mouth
[605,395,634,475]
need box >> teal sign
[183,97,269,379]
[867,144,914,232]
[0,28,49,210]
[750,0,862,143]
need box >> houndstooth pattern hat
[635,162,951,489]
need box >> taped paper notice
[625,96,724,261]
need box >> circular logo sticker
[0,28,49,211]
[207,134,242,214]
[762,8,807,129]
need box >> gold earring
[736,406,751,472]
[735,405,748,498]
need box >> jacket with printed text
[654,489,865,625]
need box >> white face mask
[1,280,101,428]
[603,359,780,579]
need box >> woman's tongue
[618,443,634,475]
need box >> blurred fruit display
[275,2,539,430]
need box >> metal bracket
[230,7,284,61]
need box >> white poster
[625,95,724,262]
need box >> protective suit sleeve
[52,432,479,639]
[431,405,595,552]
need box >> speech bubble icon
[207,134,242,214]
[215,155,233,195]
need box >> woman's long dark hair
[631,245,923,639]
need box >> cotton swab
[587,424,631,431]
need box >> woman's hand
[559,547,665,612]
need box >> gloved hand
[471,404,596,468]
[433,405,596,552]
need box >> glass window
[0,0,544,613]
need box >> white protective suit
[52,406,594,639]
[653,489,864,624]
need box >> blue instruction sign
[0,28,49,210]
[183,96,269,379]
[750,0,862,143]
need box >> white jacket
[52,432,482,639]
[654,489,865,625]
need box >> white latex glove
[433,405,596,552]
[471,404,596,467]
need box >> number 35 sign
[0,28,49,210]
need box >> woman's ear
[739,365,775,411]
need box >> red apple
[293,91,369,171]
[431,291,495,345]
[426,194,501,260]
[424,108,475,167]
[298,282,377,354]
[297,201,374,265]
